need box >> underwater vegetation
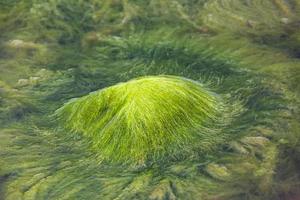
[55,76,235,164]
[0,0,300,200]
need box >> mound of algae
[55,76,226,164]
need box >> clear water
[0,1,299,199]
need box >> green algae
[55,76,228,164]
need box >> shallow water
[0,1,300,200]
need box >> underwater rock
[6,39,39,50]
[205,163,231,180]
[35,68,53,79]
[149,180,176,200]
[280,17,290,24]
[55,76,226,164]
[16,69,52,87]
[17,79,30,86]
[241,136,270,148]
[29,77,40,84]
[17,77,40,86]
[246,20,257,28]
[5,39,48,60]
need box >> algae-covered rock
[205,163,231,181]
[6,39,39,50]
[55,76,226,164]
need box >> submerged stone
[7,39,39,50]
[55,76,225,164]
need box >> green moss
[55,75,225,164]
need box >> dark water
[0,1,299,200]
